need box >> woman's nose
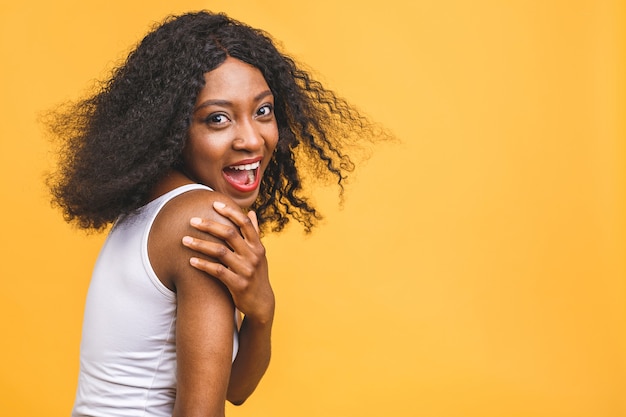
[232,119,263,151]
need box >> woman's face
[182,57,279,209]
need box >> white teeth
[230,161,260,171]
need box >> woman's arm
[149,191,240,417]
[172,256,235,417]
[182,202,274,404]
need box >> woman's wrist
[244,303,275,328]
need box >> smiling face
[182,57,279,209]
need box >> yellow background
[1,1,624,416]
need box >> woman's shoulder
[157,186,230,226]
[147,174,237,289]
[149,171,236,225]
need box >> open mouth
[222,161,260,192]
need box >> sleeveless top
[72,184,239,417]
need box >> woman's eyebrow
[254,90,273,101]
[194,90,273,113]
[194,99,232,112]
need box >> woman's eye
[257,104,273,117]
[206,114,229,125]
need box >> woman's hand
[181,201,275,325]
[181,201,275,404]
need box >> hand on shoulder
[183,200,275,325]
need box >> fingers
[183,202,272,320]
[182,228,262,278]
[188,255,237,288]
[183,201,266,286]
[182,235,236,266]
[247,210,260,234]
[182,236,244,290]
[212,201,259,242]
[189,217,249,255]
[189,217,236,240]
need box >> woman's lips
[222,160,261,192]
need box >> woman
[47,11,380,417]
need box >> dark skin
[146,58,277,416]
[186,201,275,403]
[149,171,274,416]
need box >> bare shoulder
[148,188,237,291]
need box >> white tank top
[72,184,239,417]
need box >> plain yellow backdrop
[1,1,624,416]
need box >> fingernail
[182,236,193,245]
[190,217,202,225]
[190,257,199,266]
[213,201,226,209]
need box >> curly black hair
[47,11,383,233]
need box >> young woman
[47,11,380,417]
